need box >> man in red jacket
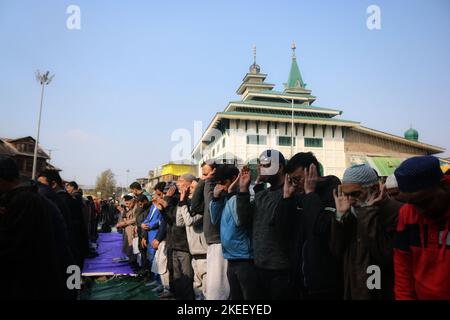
[394,156,450,300]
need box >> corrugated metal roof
[228,100,341,113]
[218,111,359,125]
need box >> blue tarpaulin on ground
[82,232,134,275]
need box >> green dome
[404,127,419,141]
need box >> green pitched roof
[366,157,402,177]
[287,57,305,89]
[256,89,313,97]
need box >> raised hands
[239,166,252,193]
[213,184,227,198]
[201,168,216,181]
[304,163,318,194]
[283,174,296,199]
[166,185,176,198]
[333,185,351,215]
[228,172,241,193]
[179,184,190,201]
[366,184,386,207]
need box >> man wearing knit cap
[330,164,402,299]
[393,156,450,300]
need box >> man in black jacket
[159,176,194,300]
[236,149,293,300]
[0,156,66,299]
[38,169,89,269]
[278,152,343,299]
[66,181,90,240]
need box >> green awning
[366,156,402,177]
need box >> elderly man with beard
[116,195,137,266]
[331,164,402,300]
[393,156,450,300]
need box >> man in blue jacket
[210,165,260,300]
[139,194,161,279]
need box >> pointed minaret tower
[284,42,312,95]
[236,45,275,96]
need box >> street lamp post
[280,97,295,159]
[32,71,54,180]
[291,98,294,158]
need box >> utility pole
[32,71,54,179]
[291,98,294,158]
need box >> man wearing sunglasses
[331,164,402,300]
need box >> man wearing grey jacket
[191,160,230,300]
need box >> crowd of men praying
[0,150,449,300]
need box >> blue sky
[1,0,449,186]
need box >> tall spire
[291,41,296,59]
[286,41,305,89]
[236,44,275,95]
[249,44,260,74]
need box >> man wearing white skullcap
[385,174,402,201]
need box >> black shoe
[136,269,149,277]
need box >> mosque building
[191,43,444,178]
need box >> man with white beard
[330,164,402,300]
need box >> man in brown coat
[117,195,137,262]
[331,164,402,300]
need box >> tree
[95,169,116,199]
